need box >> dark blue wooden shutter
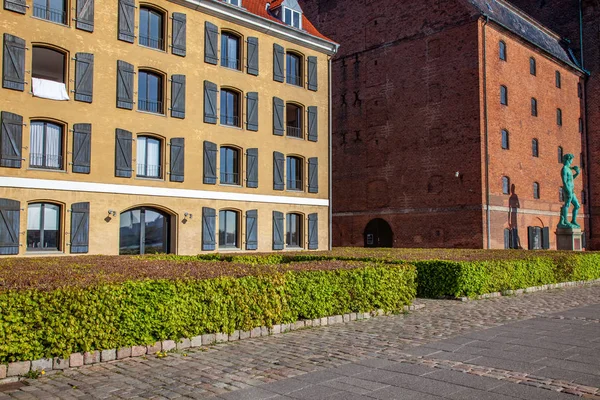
[510,228,519,249]
[273,97,284,136]
[72,123,91,174]
[70,202,90,254]
[75,53,94,103]
[246,92,258,131]
[527,227,534,250]
[170,138,184,182]
[307,106,318,142]
[203,141,217,184]
[273,151,284,191]
[3,34,26,91]
[118,0,135,43]
[0,198,20,255]
[308,157,318,193]
[171,12,186,57]
[246,148,258,188]
[171,74,186,119]
[204,80,218,124]
[273,44,284,82]
[247,37,259,76]
[246,210,258,250]
[4,0,26,13]
[116,60,134,109]
[503,229,510,249]
[205,22,219,65]
[272,211,284,250]
[115,129,132,178]
[308,213,318,250]
[202,207,216,251]
[0,111,23,168]
[76,0,94,32]
[307,56,318,91]
[542,227,550,250]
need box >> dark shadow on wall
[508,184,522,249]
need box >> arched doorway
[364,218,393,248]
[119,207,171,255]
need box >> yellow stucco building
[0,0,337,255]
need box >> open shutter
[246,92,258,131]
[204,22,219,65]
[246,148,258,188]
[510,228,518,249]
[527,227,534,250]
[273,151,285,191]
[171,12,187,57]
[202,207,216,251]
[307,106,318,142]
[3,34,26,91]
[72,123,91,174]
[308,157,318,193]
[503,229,510,249]
[76,0,94,32]
[308,213,318,250]
[542,227,550,250]
[204,80,218,124]
[273,44,285,82]
[115,129,132,178]
[273,97,284,136]
[118,0,135,43]
[116,60,134,109]
[203,141,217,184]
[70,202,90,254]
[247,37,259,76]
[272,211,284,250]
[307,56,318,91]
[246,210,258,250]
[4,0,26,14]
[0,111,23,168]
[0,198,20,255]
[74,53,94,103]
[171,74,186,119]
[170,137,185,182]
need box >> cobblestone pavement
[1,283,599,400]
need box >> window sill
[135,176,165,182]
[136,109,166,117]
[138,43,167,53]
[25,250,63,255]
[285,82,305,90]
[219,123,243,130]
[218,247,242,252]
[220,183,243,188]
[27,167,67,173]
[286,246,304,250]
[286,189,305,193]
[31,16,69,28]
[286,135,305,141]
[220,65,243,73]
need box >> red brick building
[300,0,587,249]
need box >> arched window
[557,108,563,126]
[501,129,509,150]
[27,202,61,251]
[138,70,164,114]
[286,103,303,138]
[533,182,540,199]
[30,120,64,170]
[286,213,303,248]
[137,135,162,178]
[221,31,241,70]
[120,207,171,255]
[33,0,67,24]
[532,139,539,157]
[530,57,536,75]
[531,98,538,116]
[286,156,303,191]
[555,71,561,88]
[286,51,303,86]
[500,85,508,105]
[220,146,240,185]
[220,88,241,127]
[219,209,240,249]
[502,176,510,195]
[499,41,507,61]
[32,46,66,83]
[139,6,165,50]
[558,146,564,163]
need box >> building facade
[0,0,337,256]
[300,0,586,249]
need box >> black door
[364,218,393,248]
[119,207,170,254]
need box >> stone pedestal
[556,228,583,251]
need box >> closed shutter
[170,74,186,119]
[3,34,26,91]
[308,213,318,250]
[118,0,135,43]
[74,53,94,103]
[70,202,90,254]
[503,229,510,250]
[246,148,258,188]
[246,92,258,131]
[307,106,318,142]
[542,227,550,250]
[511,228,519,249]
[273,151,284,191]
[72,123,91,174]
[308,157,318,193]
[273,97,284,136]
[0,111,22,168]
[4,0,26,14]
[76,0,94,32]
[272,211,284,250]
[115,128,132,178]
[307,56,318,91]
[171,12,186,57]
[245,209,258,250]
[202,207,216,251]
[169,137,185,182]
[204,80,218,124]
[116,60,134,109]
[273,44,285,82]
[0,198,20,255]
[527,227,534,250]
[247,37,259,76]
[204,22,219,65]
[203,141,217,184]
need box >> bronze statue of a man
[559,153,581,229]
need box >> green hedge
[0,262,416,363]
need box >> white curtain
[29,122,44,167]
[45,123,61,168]
[27,203,41,230]
[147,139,160,176]
[137,137,147,176]
[44,204,59,231]
[228,37,238,65]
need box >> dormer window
[283,7,301,29]
[225,0,240,6]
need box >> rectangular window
[220,89,240,127]
[33,0,67,24]
[286,213,302,248]
[501,130,509,150]
[528,227,542,250]
[531,98,537,117]
[29,121,63,170]
[220,147,240,185]
[139,7,165,50]
[500,86,508,105]
[555,71,561,88]
[530,57,536,75]
[283,7,301,29]
[286,156,303,191]
[557,108,562,126]
[138,71,164,114]
[137,136,161,178]
[221,32,240,70]
[286,52,302,86]
[27,203,60,251]
[499,41,507,61]
[219,210,239,249]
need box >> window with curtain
[286,52,302,86]
[220,89,240,127]
[287,156,303,191]
[219,210,239,249]
[27,202,60,251]
[221,32,240,70]
[220,146,240,185]
[502,176,510,195]
[30,121,63,170]
[139,7,164,50]
[501,129,509,150]
[286,213,302,248]
[137,136,162,178]
[286,103,303,138]
[33,0,67,24]
[499,41,506,61]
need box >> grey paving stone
[295,370,343,384]
[368,386,443,399]
[490,382,575,399]
[381,362,435,376]
[383,374,465,397]
[422,351,480,363]
[355,358,396,369]
[445,387,518,400]
[286,384,343,399]
[467,356,545,373]
[330,363,374,377]
[425,369,504,391]
[258,378,312,394]
[218,386,280,399]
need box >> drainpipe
[579,0,584,68]
[328,56,333,251]
[483,16,491,249]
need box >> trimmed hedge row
[0,262,416,363]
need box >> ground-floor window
[286,213,303,248]
[119,207,170,255]
[27,202,60,251]
[527,226,550,250]
[219,209,239,249]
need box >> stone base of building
[556,228,583,251]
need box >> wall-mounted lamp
[184,212,193,219]
[108,209,117,217]
[455,171,461,178]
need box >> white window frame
[225,0,241,6]
[283,6,302,29]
